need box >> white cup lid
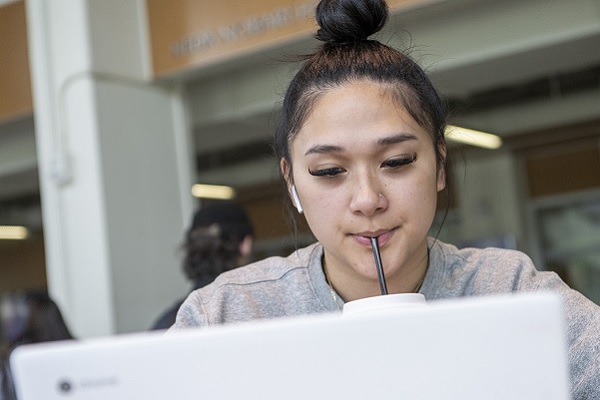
[342,293,427,316]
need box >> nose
[349,175,387,216]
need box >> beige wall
[0,1,32,121]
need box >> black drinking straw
[370,236,388,295]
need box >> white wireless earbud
[291,185,303,214]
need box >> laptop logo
[58,380,73,394]
[56,376,119,395]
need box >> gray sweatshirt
[172,238,600,399]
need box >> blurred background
[1,0,599,337]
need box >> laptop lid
[10,292,570,399]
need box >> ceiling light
[0,225,30,240]
[445,125,503,149]
[191,184,236,200]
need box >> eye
[308,166,345,177]
[382,153,417,169]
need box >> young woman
[171,0,600,397]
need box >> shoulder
[208,242,322,290]
[171,243,325,328]
[430,238,535,272]
[426,238,558,296]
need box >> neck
[323,248,429,302]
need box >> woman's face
[283,80,445,289]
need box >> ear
[280,158,303,214]
[280,158,295,203]
[280,158,292,186]
[436,142,447,192]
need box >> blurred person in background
[1,290,74,399]
[150,200,254,330]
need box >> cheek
[300,187,345,236]
[394,172,439,213]
[305,191,342,218]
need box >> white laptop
[10,292,570,399]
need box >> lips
[353,229,394,247]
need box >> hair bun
[315,0,389,43]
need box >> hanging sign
[146,0,433,78]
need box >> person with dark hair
[1,291,74,400]
[150,200,254,330]
[170,1,600,398]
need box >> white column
[26,0,193,337]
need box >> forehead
[293,81,429,148]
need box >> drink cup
[342,293,426,316]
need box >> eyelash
[308,153,417,177]
[308,167,344,177]
[382,152,417,169]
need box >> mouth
[353,229,394,247]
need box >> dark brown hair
[274,0,447,181]
[182,201,254,282]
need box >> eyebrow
[305,144,343,156]
[304,133,418,156]
[377,132,418,146]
